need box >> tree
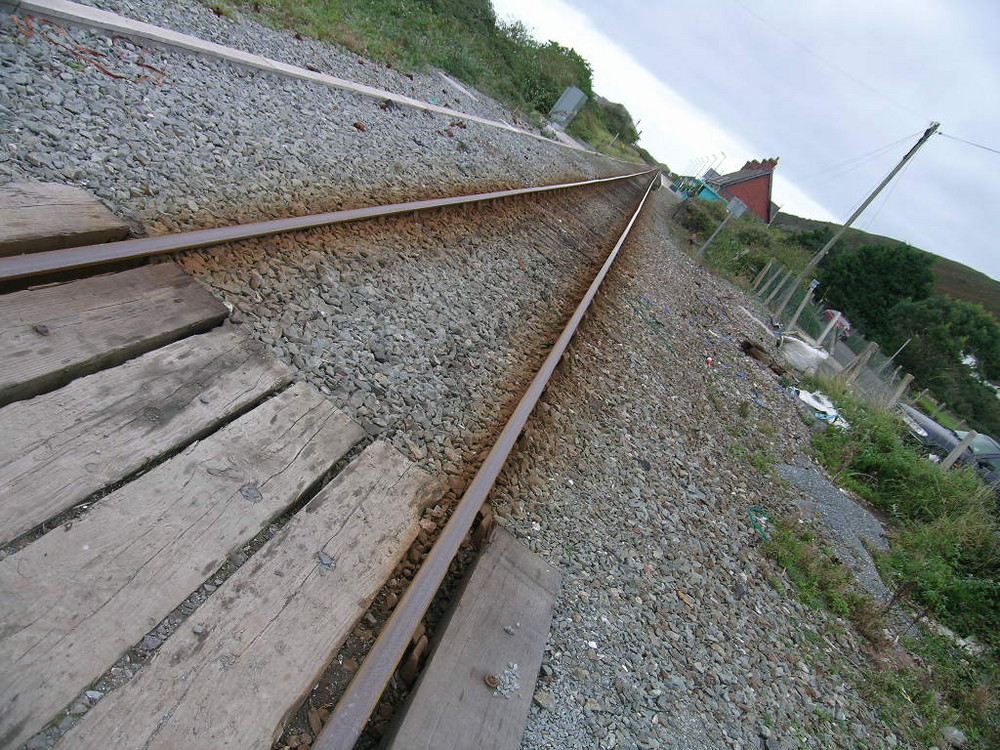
[883,295,1000,435]
[819,244,935,339]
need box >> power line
[794,130,924,185]
[731,0,929,123]
[861,155,913,231]
[940,132,1000,157]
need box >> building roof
[706,158,779,189]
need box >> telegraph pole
[774,122,940,318]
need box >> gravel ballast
[491,190,906,750]
[1,3,914,749]
[1,3,626,239]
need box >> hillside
[772,213,1000,320]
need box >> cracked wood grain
[0,327,292,546]
[0,382,364,750]
[0,262,227,406]
[384,528,560,750]
[59,440,440,750]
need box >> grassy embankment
[213,0,659,164]
[772,380,999,748]
[672,201,999,747]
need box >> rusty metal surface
[314,173,659,750]
[0,170,654,282]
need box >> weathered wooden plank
[385,527,561,750]
[0,382,364,750]
[0,327,293,545]
[59,440,441,750]
[0,261,227,405]
[0,182,130,257]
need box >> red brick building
[707,158,779,223]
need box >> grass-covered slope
[772,213,1000,320]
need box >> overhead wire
[730,0,930,124]
[939,132,1000,157]
[793,130,923,185]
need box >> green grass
[765,518,881,630]
[766,514,999,748]
[756,375,1000,747]
[673,199,813,289]
[809,394,1000,640]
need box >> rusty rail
[0,170,655,281]
[315,172,660,750]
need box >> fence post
[817,312,842,348]
[752,258,776,290]
[786,287,814,332]
[930,401,946,419]
[764,271,792,306]
[913,388,927,405]
[841,341,879,384]
[758,267,786,300]
[941,431,977,470]
[889,373,913,407]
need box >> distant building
[705,158,780,223]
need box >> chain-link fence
[751,262,901,403]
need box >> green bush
[732,221,774,249]
[676,198,726,236]
[810,394,1000,645]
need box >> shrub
[676,198,726,236]
[810,393,1000,645]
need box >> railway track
[0,169,660,750]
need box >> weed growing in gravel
[791,385,1000,747]
[765,518,882,634]
[808,392,1000,644]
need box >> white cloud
[491,0,838,222]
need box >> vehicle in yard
[822,309,852,338]
[898,404,1000,498]
[955,431,1000,491]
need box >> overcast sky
[491,0,1000,282]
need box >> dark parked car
[898,404,1000,497]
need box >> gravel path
[491,190,906,750]
[776,461,892,602]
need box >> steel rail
[315,173,659,750]
[0,170,655,282]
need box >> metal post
[694,211,733,260]
[941,431,977,470]
[889,373,913,407]
[786,287,814,332]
